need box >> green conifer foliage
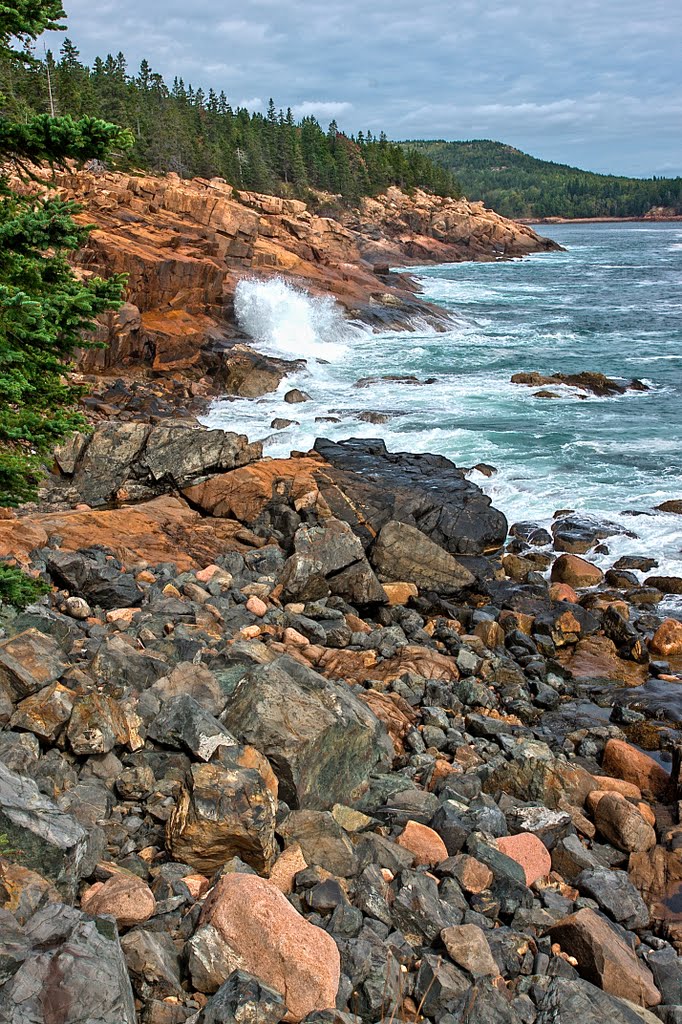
[0,1,132,506]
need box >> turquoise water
[205,222,682,593]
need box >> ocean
[203,221,682,611]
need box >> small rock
[496,833,551,885]
[441,923,499,976]
[650,619,682,657]
[550,554,604,589]
[81,874,156,928]
[246,595,268,617]
[593,792,656,853]
[396,820,448,867]
[284,389,311,404]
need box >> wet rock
[81,873,156,928]
[198,873,340,1021]
[601,738,673,801]
[549,907,661,1006]
[550,554,604,589]
[0,762,87,899]
[650,619,682,657]
[575,867,649,929]
[511,371,648,397]
[0,629,68,703]
[221,655,393,809]
[167,762,277,874]
[557,635,649,687]
[313,437,508,555]
[644,576,682,594]
[216,345,303,399]
[0,903,136,1023]
[592,792,656,853]
[371,519,475,595]
[284,389,311,404]
[47,550,142,609]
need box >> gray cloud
[47,0,682,176]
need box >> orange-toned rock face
[650,618,682,657]
[199,873,340,1021]
[601,738,673,801]
[396,820,449,867]
[496,833,551,886]
[0,496,253,572]
[550,554,604,589]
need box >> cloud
[44,0,682,176]
[292,101,352,119]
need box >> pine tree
[0,1,133,505]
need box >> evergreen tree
[0,1,133,505]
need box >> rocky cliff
[26,169,560,377]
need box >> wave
[234,277,363,361]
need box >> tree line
[401,140,682,219]
[1,40,461,203]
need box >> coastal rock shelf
[17,169,560,377]
[1,419,682,1024]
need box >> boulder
[197,969,286,1024]
[601,738,673,800]
[282,519,386,604]
[496,833,551,886]
[9,683,75,742]
[441,924,499,977]
[277,810,358,877]
[549,907,660,1007]
[535,977,663,1024]
[67,692,131,755]
[0,629,67,703]
[550,554,604,589]
[575,867,649,929]
[47,550,142,609]
[0,763,87,899]
[147,695,236,761]
[371,520,475,594]
[221,655,393,809]
[650,619,682,657]
[167,762,277,874]
[197,873,340,1021]
[396,820,448,867]
[81,873,156,928]
[0,903,136,1023]
[593,792,656,853]
[313,437,508,555]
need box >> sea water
[204,222,682,608]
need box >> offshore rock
[313,438,507,555]
[198,873,340,1021]
[221,655,393,809]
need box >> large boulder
[221,655,393,809]
[312,437,508,555]
[371,519,475,594]
[0,630,67,703]
[0,763,87,900]
[62,421,261,506]
[196,873,340,1021]
[47,550,142,609]
[166,761,277,874]
[549,908,660,1007]
[534,977,662,1024]
[280,519,386,604]
[0,903,136,1023]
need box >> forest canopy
[0,40,461,203]
[400,139,682,219]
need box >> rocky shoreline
[1,402,682,1023]
[2,175,682,1024]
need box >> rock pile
[1,423,682,1024]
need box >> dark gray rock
[197,969,286,1024]
[0,903,136,1023]
[0,762,87,899]
[221,655,393,810]
[533,976,658,1024]
[121,927,184,999]
[148,694,236,761]
[312,437,508,556]
[575,867,649,930]
[47,550,142,609]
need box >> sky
[46,0,682,178]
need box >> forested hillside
[0,40,460,203]
[401,139,682,219]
